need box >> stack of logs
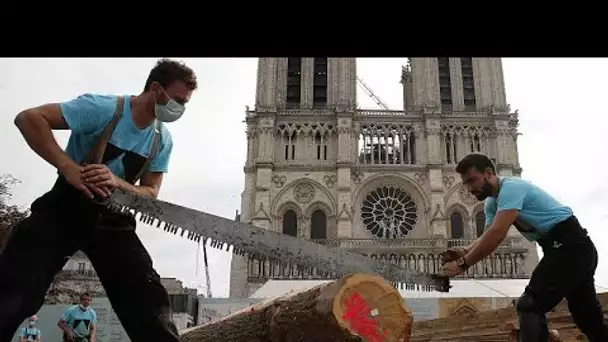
[410,292,608,341]
[180,273,414,342]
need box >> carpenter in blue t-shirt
[484,176,573,242]
[60,304,97,339]
[59,93,173,184]
[19,316,41,341]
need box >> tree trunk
[181,273,413,342]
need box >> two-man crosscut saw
[102,189,451,292]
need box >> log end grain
[329,273,413,342]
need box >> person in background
[18,316,41,342]
[58,293,96,342]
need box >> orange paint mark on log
[341,292,386,342]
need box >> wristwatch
[457,257,469,270]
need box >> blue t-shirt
[19,327,41,341]
[61,305,97,338]
[484,176,573,242]
[59,93,173,183]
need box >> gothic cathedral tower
[229,58,538,298]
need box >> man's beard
[473,178,493,201]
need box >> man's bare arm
[14,104,78,173]
[463,238,480,254]
[119,171,164,199]
[90,323,96,340]
[464,210,517,266]
[57,319,72,335]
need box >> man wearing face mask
[0,59,197,342]
[18,316,41,342]
[438,153,608,342]
[58,293,96,342]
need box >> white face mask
[155,98,185,123]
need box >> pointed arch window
[475,211,486,237]
[450,212,464,239]
[282,210,298,237]
[310,210,327,240]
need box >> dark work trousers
[516,216,608,342]
[0,177,181,342]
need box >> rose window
[360,186,418,238]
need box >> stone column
[300,58,314,108]
[274,58,288,109]
[255,58,278,110]
[414,123,427,164]
[256,118,276,164]
[327,58,340,107]
[472,58,492,110]
[411,58,441,109]
[449,58,464,111]
[337,113,354,239]
[425,117,447,238]
[493,120,508,165]
[425,117,442,165]
[490,58,508,111]
[336,58,357,108]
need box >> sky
[0,58,607,298]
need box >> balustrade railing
[245,108,509,118]
[308,237,523,249]
[246,237,529,283]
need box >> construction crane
[356,76,390,110]
[196,240,213,298]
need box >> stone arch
[472,203,486,238]
[446,203,469,239]
[275,201,303,236]
[271,178,337,217]
[445,181,480,208]
[310,210,327,240]
[352,174,429,239]
[305,201,334,240]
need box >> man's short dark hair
[80,292,91,299]
[144,58,198,92]
[455,153,496,175]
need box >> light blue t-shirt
[19,327,41,341]
[484,177,573,242]
[59,93,173,183]
[61,305,97,338]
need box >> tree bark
[181,273,413,342]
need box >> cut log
[181,273,413,342]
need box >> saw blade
[103,190,450,292]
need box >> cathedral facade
[229,58,539,298]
